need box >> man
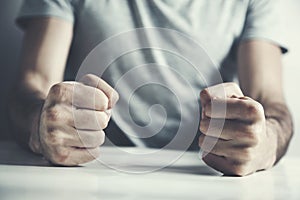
[9,0,293,176]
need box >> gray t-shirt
[17,0,287,150]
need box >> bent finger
[64,128,105,148]
[80,74,119,108]
[204,98,264,122]
[51,146,100,166]
[200,118,259,143]
[202,152,235,175]
[199,135,230,157]
[73,109,110,130]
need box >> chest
[69,0,248,73]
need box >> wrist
[263,102,293,164]
[264,118,279,169]
[28,121,42,154]
[28,105,44,154]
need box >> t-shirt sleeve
[16,0,75,28]
[240,0,288,53]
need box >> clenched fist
[199,83,277,176]
[38,74,119,166]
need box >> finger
[204,97,264,122]
[43,104,75,127]
[73,109,110,130]
[198,134,256,161]
[44,126,105,148]
[44,105,110,130]
[66,129,105,148]
[200,82,244,120]
[200,118,260,143]
[51,146,100,166]
[73,83,109,111]
[202,152,234,175]
[47,82,74,104]
[80,74,119,108]
[200,82,244,105]
[202,151,253,176]
[48,82,109,111]
[198,134,229,157]
[70,147,100,165]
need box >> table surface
[0,141,300,200]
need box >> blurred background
[0,1,299,155]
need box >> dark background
[0,1,23,140]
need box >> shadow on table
[0,141,220,176]
[0,141,50,167]
[110,164,220,176]
[162,165,220,176]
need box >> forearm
[263,102,293,164]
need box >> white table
[0,141,299,200]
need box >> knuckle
[46,126,56,135]
[46,132,64,146]
[50,84,67,99]
[244,127,259,145]
[200,89,211,103]
[199,120,208,134]
[244,123,255,134]
[51,148,70,165]
[44,127,65,146]
[198,135,205,146]
[245,101,264,118]
[200,89,209,98]
[45,106,62,122]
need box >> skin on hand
[199,83,277,176]
[198,41,293,176]
[38,74,119,166]
[10,18,122,166]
